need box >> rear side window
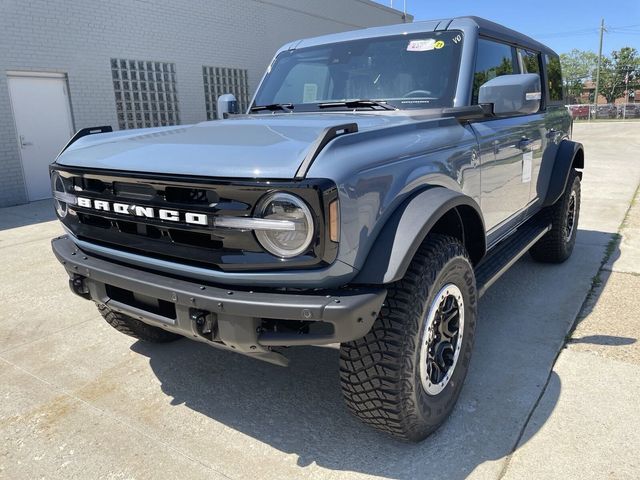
[545,54,564,102]
[520,49,543,110]
[472,39,519,104]
[520,49,541,75]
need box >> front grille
[54,167,337,272]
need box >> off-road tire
[97,304,181,343]
[530,169,581,263]
[339,234,477,442]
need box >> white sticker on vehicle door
[522,151,533,183]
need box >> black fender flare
[352,188,486,285]
[541,140,584,207]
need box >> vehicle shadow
[0,199,56,231]
[131,228,618,479]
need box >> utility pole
[592,18,605,120]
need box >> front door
[470,38,535,240]
[8,74,74,201]
[472,118,534,235]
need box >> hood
[56,114,412,179]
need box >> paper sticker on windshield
[407,39,436,52]
[303,83,318,103]
[434,40,445,49]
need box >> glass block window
[203,67,250,120]
[111,58,180,130]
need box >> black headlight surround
[51,169,78,218]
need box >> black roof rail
[57,125,113,157]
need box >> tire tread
[339,234,474,441]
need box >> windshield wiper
[249,103,294,113]
[318,100,397,111]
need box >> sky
[375,0,640,55]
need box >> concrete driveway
[1,123,639,479]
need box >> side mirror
[479,74,541,116]
[217,94,239,119]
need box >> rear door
[517,48,545,210]
[469,39,538,243]
[526,53,572,213]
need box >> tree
[598,47,640,104]
[560,49,598,103]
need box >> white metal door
[8,74,74,201]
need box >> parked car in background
[568,104,589,119]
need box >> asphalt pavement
[1,122,639,479]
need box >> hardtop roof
[285,16,558,57]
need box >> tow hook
[69,275,90,299]
[190,308,217,340]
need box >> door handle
[19,135,33,148]
[471,149,480,168]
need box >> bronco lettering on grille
[76,197,208,225]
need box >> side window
[520,49,543,110]
[472,38,518,104]
[520,49,541,75]
[545,54,564,103]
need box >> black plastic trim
[294,123,358,179]
[541,140,584,207]
[443,104,494,122]
[353,188,486,284]
[57,126,113,157]
[52,235,386,361]
[476,214,551,296]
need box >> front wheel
[339,235,477,442]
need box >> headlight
[51,171,72,218]
[255,192,314,258]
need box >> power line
[533,27,598,37]
[534,23,640,39]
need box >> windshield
[253,31,463,112]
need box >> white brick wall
[0,0,408,206]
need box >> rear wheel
[98,304,181,343]
[530,169,581,263]
[339,234,477,442]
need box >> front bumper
[52,235,385,366]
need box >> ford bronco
[50,17,583,441]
